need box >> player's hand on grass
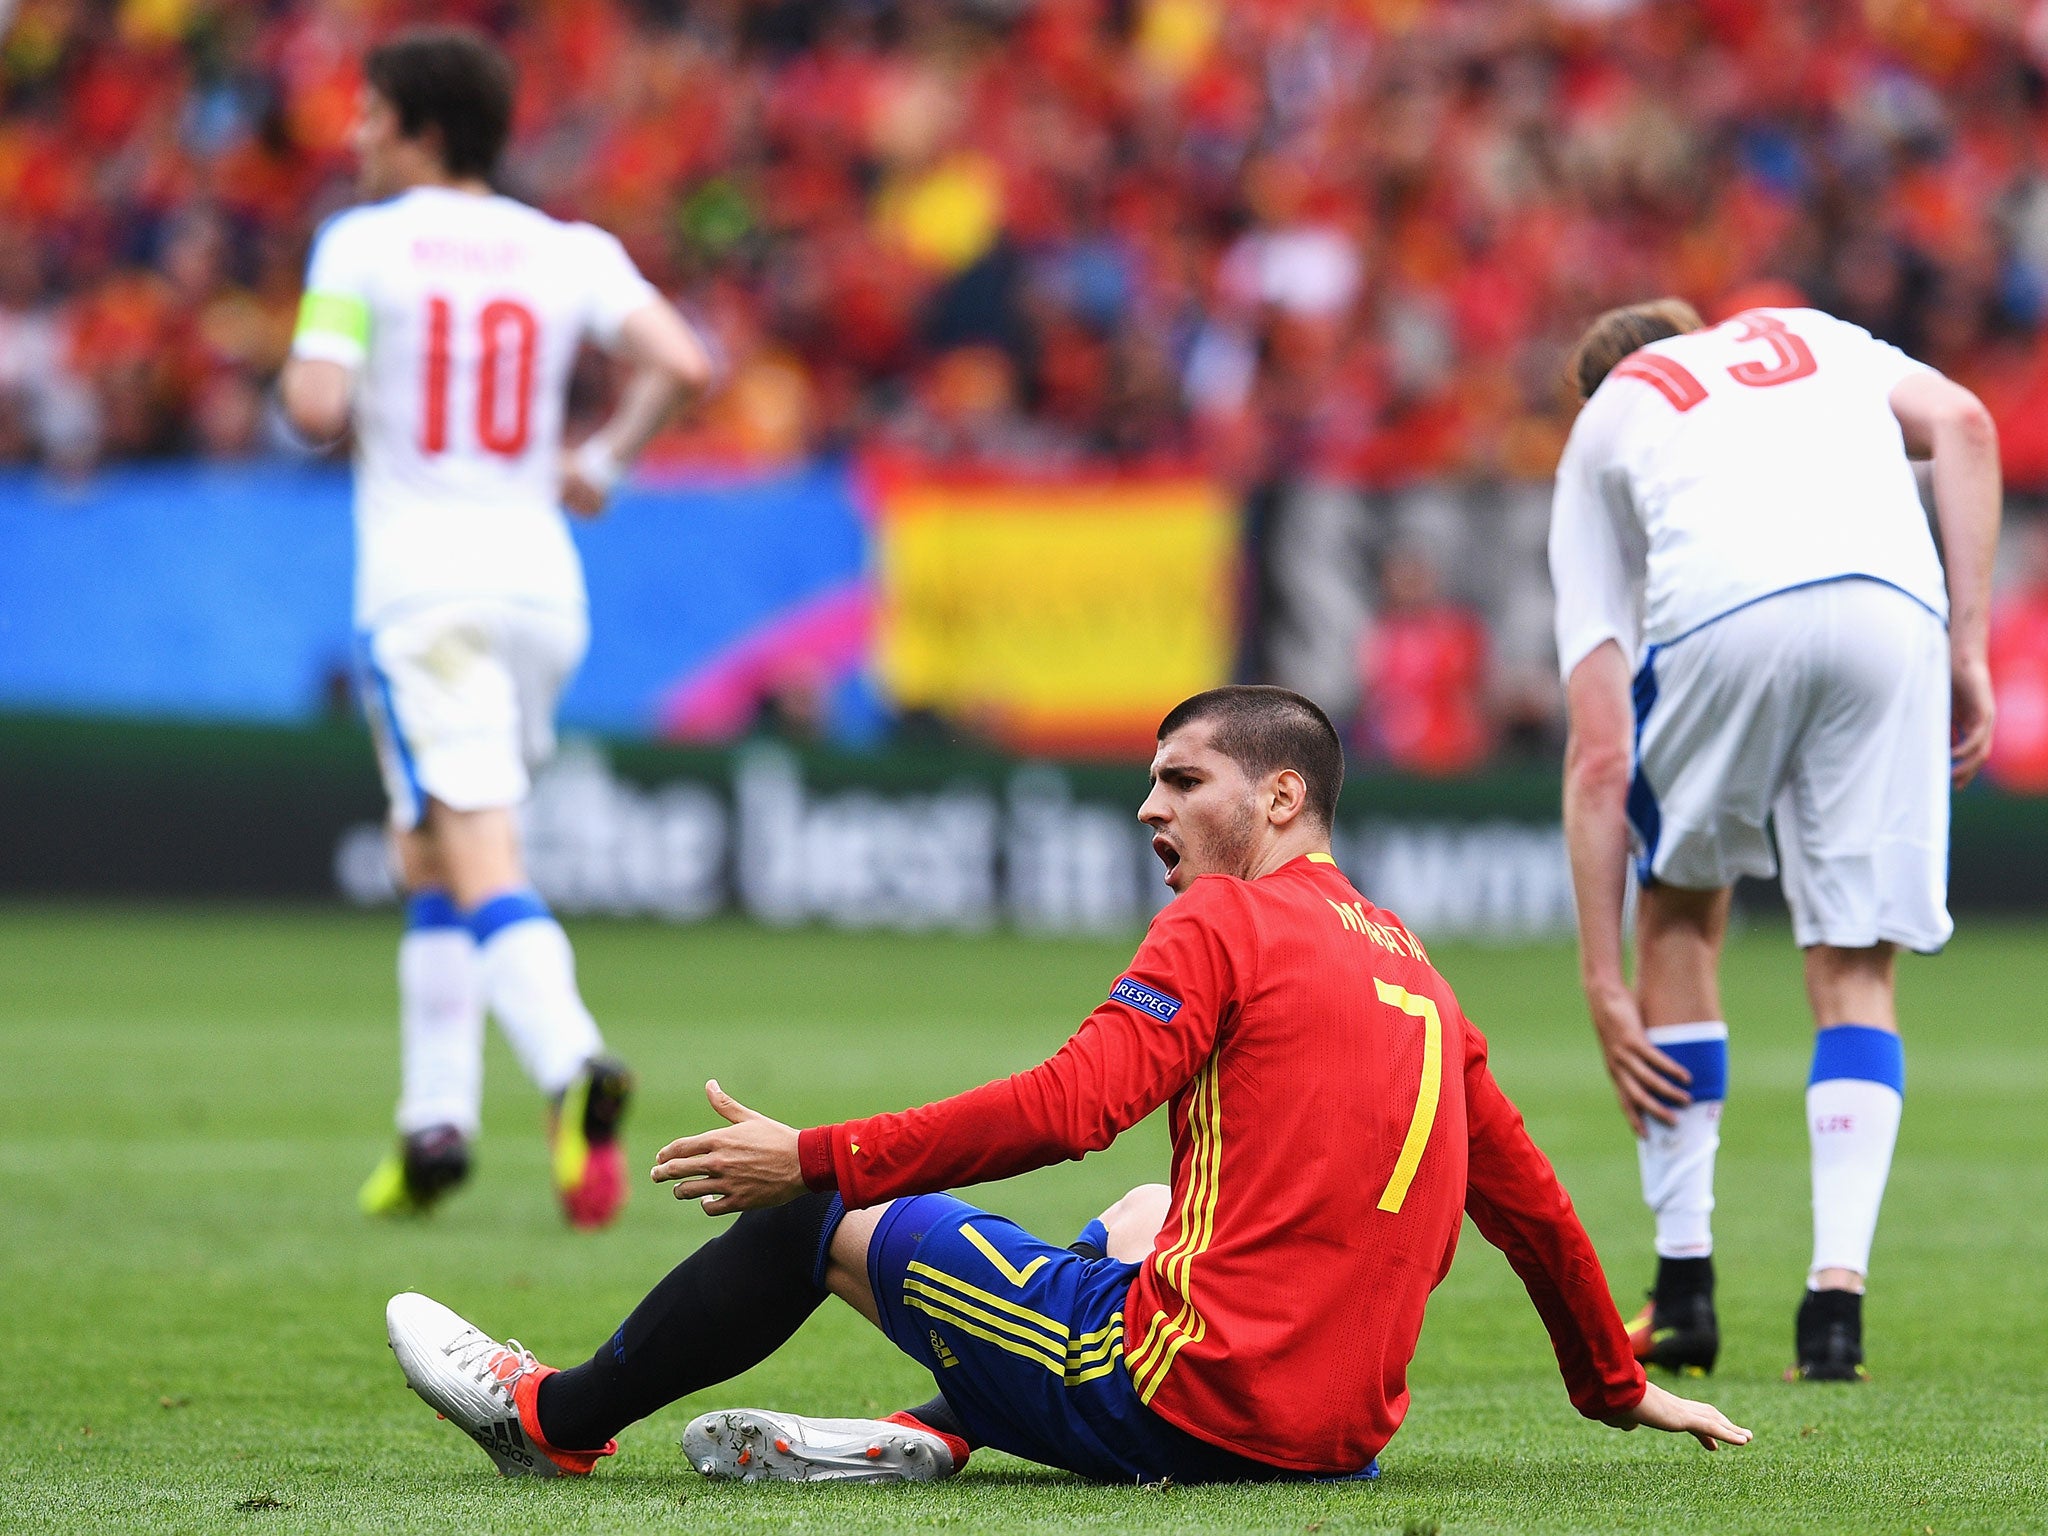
[1604,1380,1752,1451]
[650,1080,805,1215]
[1586,982,1691,1136]
[1950,649,1995,788]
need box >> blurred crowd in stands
[10,0,2048,779]
[16,0,2048,476]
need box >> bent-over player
[382,687,1748,1484]
[1550,300,1999,1379]
[279,28,716,1227]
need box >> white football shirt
[1548,307,1945,680]
[292,186,658,625]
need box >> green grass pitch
[3,905,2044,1534]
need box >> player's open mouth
[1152,835,1180,877]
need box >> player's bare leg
[1065,1180,1172,1262]
[423,803,523,910]
[818,1201,888,1318]
[1793,941,1902,1381]
[359,822,481,1217]
[1803,942,1898,1036]
[1626,883,1732,1374]
[432,800,633,1228]
[1634,884,1730,1029]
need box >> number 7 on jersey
[1373,978,1444,1214]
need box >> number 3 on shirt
[1373,979,1444,1214]
[419,294,538,457]
[1612,309,1817,412]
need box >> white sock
[1808,1024,1905,1283]
[469,890,604,1097]
[395,893,484,1137]
[1637,1021,1727,1259]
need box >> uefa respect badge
[1109,976,1182,1022]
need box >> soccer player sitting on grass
[385,686,1750,1484]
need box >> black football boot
[1791,1288,1867,1382]
[1625,1256,1720,1375]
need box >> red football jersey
[797,853,1645,1473]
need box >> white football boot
[385,1292,614,1477]
[683,1408,962,1483]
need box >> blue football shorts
[860,1192,1378,1485]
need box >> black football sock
[537,1191,843,1450]
[898,1392,974,1446]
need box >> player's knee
[1099,1183,1172,1261]
[1808,940,1896,969]
[1803,942,1898,1029]
[823,1202,886,1327]
[1805,942,1896,990]
[1636,883,1729,940]
[391,826,444,892]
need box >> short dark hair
[365,28,514,181]
[1564,297,1706,400]
[1157,686,1344,828]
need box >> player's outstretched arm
[562,301,718,516]
[1562,641,1689,1133]
[1890,371,2001,785]
[653,977,1213,1216]
[1604,1379,1751,1451]
[658,886,1240,1215]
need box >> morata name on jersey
[1326,900,1429,963]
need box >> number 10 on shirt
[419,294,538,457]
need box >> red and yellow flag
[866,462,1239,756]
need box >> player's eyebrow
[1150,758,1203,785]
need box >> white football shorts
[357,600,589,831]
[1627,576,1952,952]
